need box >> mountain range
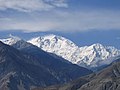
[28,34,120,70]
[0,34,120,71]
[0,34,120,90]
[0,40,92,90]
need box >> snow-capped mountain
[28,34,78,61]
[28,34,120,69]
[0,41,92,90]
[0,35,21,45]
[0,34,120,69]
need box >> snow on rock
[28,34,78,60]
[28,34,120,68]
[0,35,21,45]
[0,34,120,69]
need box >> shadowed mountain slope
[33,57,120,90]
[0,41,92,90]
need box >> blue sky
[0,0,120,48]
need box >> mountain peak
[41,34,67,41]
[43,34,57,38]
[1,34,120,70]
[28,34,120,69]
[0,36,93,90]
[91,43,103,47]
[0,35,21,45]
[86,43,105,51]
[28,34,77,49]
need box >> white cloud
[0,0,67,12]
[44,0,68,7]
[1,22,59,32]
[0,10,120,32]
